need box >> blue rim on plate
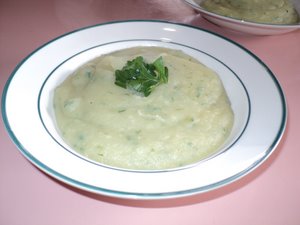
[38,38,251,173]
[1,20,287,199]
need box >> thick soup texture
[53,47,234,170]
[201,0,299,24]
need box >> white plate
[2,21,287,199]
[183,0,300,35]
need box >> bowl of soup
[3,21,286,198]
[183,0,300,35]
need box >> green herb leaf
[114,56,168,97]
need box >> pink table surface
[1,0,300,224]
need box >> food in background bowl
[200,0,299,24]
[53,47,234,170]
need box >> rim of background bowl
[183,0,300,28]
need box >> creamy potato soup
[53,47,234,170]
[201,0,299,24]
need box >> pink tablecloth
[1,0,300,224]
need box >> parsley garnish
[114,56,168,97]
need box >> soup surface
[201,0,299,24]
[53,47,234,170]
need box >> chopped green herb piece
[114,56,168,97]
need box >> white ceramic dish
[183,0,300,35]
[2,20,287,199]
